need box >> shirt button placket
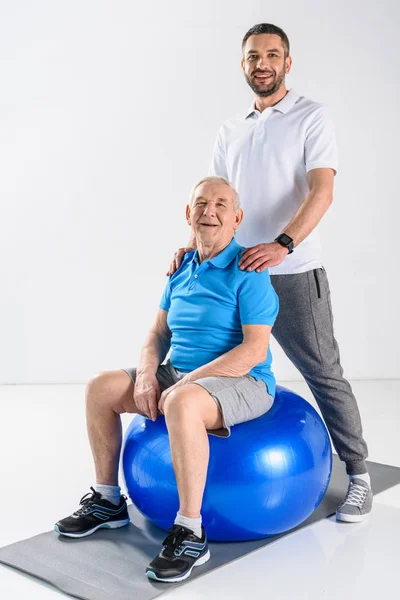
[188,271,198,292]
[255,108,272,139]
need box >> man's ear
[234,208,244,229]
[186,204,191,225]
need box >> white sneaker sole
[54,517,130,538]
[336,512,369,523]
[146,549,211,583]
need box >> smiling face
[186,180,243,249]
[241,33,291,97]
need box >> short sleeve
[238,270,279,326]
[159,279,172,311]
[305,106,338,175]
[209,128,229,179]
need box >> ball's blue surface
[122,385,332,541]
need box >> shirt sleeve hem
[306,162,338,175]
[241,319,276,326]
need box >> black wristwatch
[275,233,294,254]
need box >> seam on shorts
[245,374,274,398]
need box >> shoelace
[162,526,192,558]
[341,482,369,508]
[73,487,126,516]
[74,487,101,516]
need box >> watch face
[279,234,292,245]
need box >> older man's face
[187,182,242,242]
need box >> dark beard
[245,69,285,97]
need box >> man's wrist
[274,241,289,254]
[137,364,157,377]
[275,233,294,254]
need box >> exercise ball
[122,385,332,541]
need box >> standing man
[169,23,372,522]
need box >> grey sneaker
[336,478,373,522]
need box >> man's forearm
[137,332,170,376]
[282,188,332,247]
[184,342,266,382]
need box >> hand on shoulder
[238,242,289,273]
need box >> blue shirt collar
[245,88,300,119]
[193,237,242,269]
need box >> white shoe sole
[146,549,211,583]
[336,512,369,523]
[54,517,130,538]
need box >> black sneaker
[146,524,210,583]
[54,487,130,538]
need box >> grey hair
[189,176,241,210]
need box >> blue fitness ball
[122,385,332,541]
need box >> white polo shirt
[210,89,338,275]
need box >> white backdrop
[1,0,399,384]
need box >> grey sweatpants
[270,267,368,476]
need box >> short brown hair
[242,23,290,58]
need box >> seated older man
[54,176,279,583]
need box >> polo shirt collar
[245,88,300,118]
[193,237,242,269]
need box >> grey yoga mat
[1,457,399,600]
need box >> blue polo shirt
[160,237,279,396]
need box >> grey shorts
[122,360,274,438]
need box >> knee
[85,372,116,408]
[164,387,196,421]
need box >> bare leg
[85,370,141,485]
[164,384,223,518]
